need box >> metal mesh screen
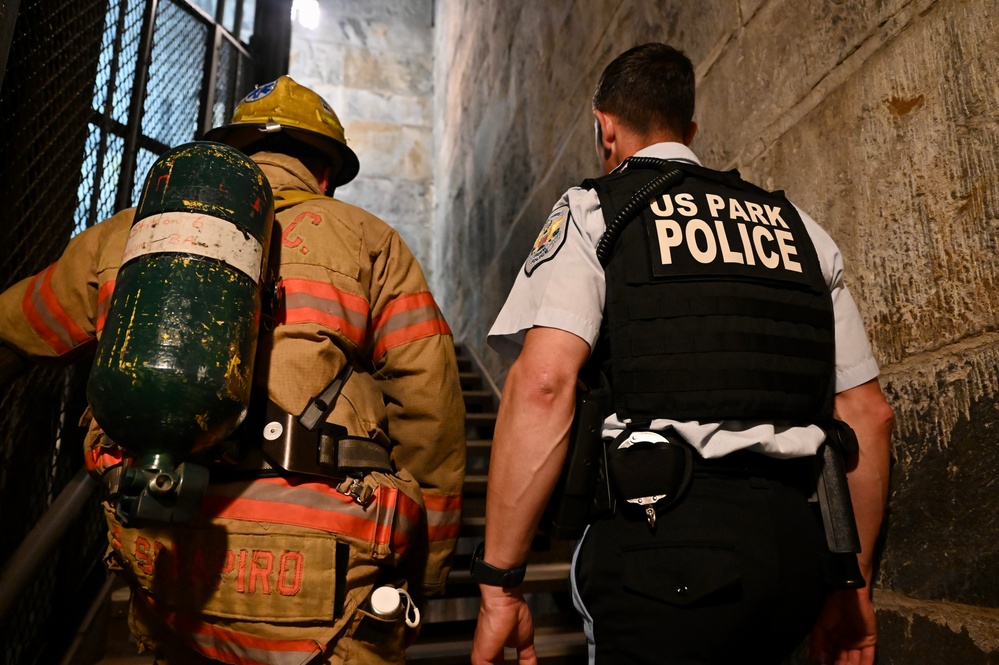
[0,0,257,662]
[0,0,108,287]
[72,0,147,234]
[0,6,110,661]
[214,32,253,129]
[140,1,210,157]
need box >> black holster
[541,385,613,539]
[815,420,866,589]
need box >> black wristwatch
[468,542,527,588]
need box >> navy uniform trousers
[574,452,833,664]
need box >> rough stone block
[319,0,432,26]
[738,0,999,367]
[319,15,432,54]
[874,591,999,662]
[289,38,344,86]
[696,0,914,168]
[879,346,999,606]
[344,47,432,97]
[346,121,431,181]
[340,177,432,269]
[338,88,431,127]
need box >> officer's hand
[808,588,877,665]
[471,585,537,665]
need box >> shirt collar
[632,141,701,164]
[612,142,701,173]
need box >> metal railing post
[115,0,159,212]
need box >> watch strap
[469,542,527,588]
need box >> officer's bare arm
[833,378,894,582]
[482,326,591,571]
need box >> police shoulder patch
[524,206,569,276]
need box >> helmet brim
[203,123,360,188]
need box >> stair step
[461,389,496,409]
[445,561,571,594]
[408,628,587,663]
[464,474,487,495]
[465,440,491,472]
[458,515,485,538]
[458,372,482,390]
[464,413,496,428]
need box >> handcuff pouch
[606,428,692,509]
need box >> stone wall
[288,0,436,280]
[432,0,999,661]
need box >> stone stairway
[407,344,587,663]
[87,343,587,664]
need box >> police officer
[470,44,893,665]
[0,76,466,664]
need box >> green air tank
[88,141,274,469]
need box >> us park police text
[651,193,804,272]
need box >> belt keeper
[338,477,374,507]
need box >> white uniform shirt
[487,142,880,459]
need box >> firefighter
[0,75,466,665]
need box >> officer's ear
[593,110,616,172]
[314,165,333,194]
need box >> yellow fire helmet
[204,75,360,188]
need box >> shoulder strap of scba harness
[583,156,837,423]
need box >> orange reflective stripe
[424,492,462,543]
[21,264,92,354]
[145,596,322,665]
[96,279,115,334]
[276,278,369,347]
[200,477,423,553]
[371,292,452,360]
[86,446,125,474]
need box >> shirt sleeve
[487,188,606,357]
[797,206,880,393]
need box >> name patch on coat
[110,519,338,623]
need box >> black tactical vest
[586,158,836,422]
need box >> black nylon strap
[318,434,393,473]
[469,542,527,588]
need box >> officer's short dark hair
[592,42,695,138]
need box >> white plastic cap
[370,586,402,617]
